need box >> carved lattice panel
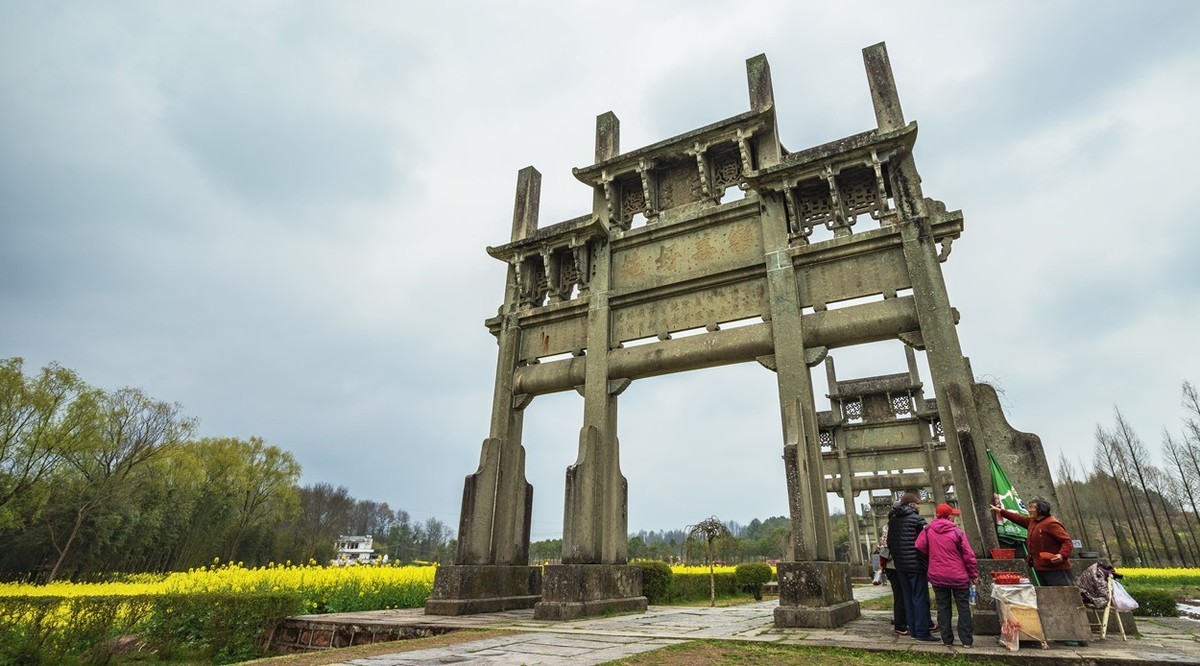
[836,166,879,220]
[843,399,864,421]
[620,176,646,223]
[656,161,704,210]
[891,394,912,416]
[793,179,833,232]
[554,248,580,301]
[711,148,743,193]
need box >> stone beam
[512,296,921,396]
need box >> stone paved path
[306,584,1200,665]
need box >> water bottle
[969,583,977,606]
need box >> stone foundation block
[424,564,542,615]
[774,561,860,628]
[1037,586,1092,642]
[534,564,647,621]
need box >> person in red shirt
[989,498,1075,586]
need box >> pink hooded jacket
[915,517,979,589]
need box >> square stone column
[773,561,860,628]
[534,564,647,620]
[425,564,542,615]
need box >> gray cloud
[2,0,1197,537]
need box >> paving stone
[283,585,1200,664]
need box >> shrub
[0,594,157,665]
[1126,586,1178,617]
[143,591,303,663]
[735,563,774,601]
[631,560,672,604]
[668,572,740,602]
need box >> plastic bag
[1112,580,1139,612]
[872,569,884,585]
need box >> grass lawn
[607,641,1010,665]
[246,636,1009,666]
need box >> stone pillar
[536,113,646,621]
[905,345,946,503]
[863,42,994,554]
[426,168,542,615]
[749,57,857,628]
[827,359,862,565]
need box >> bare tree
[1095,426,1147,564]
[1162,430,1200,563]
[1146,466,1190,566]
[686,516,731,607]
[1111,408,1176,565]
[1055,453,1089,550]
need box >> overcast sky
[3,1,1198,542]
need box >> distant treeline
[0,358,453,582]
[1053,380,1200,567]
[532,515,860,564]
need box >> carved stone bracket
[637,158,656,220]
[898,332,925,350]
[936,236,954,262]
[690,141,712,200]
[513,393,534,411]
[608,378,632,396]
[736,128,756,176]
[757,355,777,372]
[805,346,829,367]
[600,171,620,229]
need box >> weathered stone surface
[424,565,541,615]
[774,600,861,629]
[774,561,860,628]
[1037,586,1094,642]
[435,41,1058,629]
[534,564,647,620]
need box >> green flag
[989,449,1029,544]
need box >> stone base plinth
[774,561,860,628]
[534,564,647,621]
[973,608,1002,635]
[974,558,1030,610]
[1037,586,1093,642]
[424,564,542,616]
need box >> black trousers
[1036,569,1074,586]
[933,585,973,646]
[884,568,906,631]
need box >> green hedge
[631,560,673,604]
[0,594,158,665]
[1125,586,1178,617]
[0,591,303,664]
[667,572,742,602]
[735,563,774,600]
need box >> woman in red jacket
[989,498,1075,586]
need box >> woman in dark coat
[887,493,938,642]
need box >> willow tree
[686,516,731,607]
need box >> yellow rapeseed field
[1119,567,1200,586]
[0,560,438,613]
[671,565,739,575]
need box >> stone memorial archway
[424,42,1058,628]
